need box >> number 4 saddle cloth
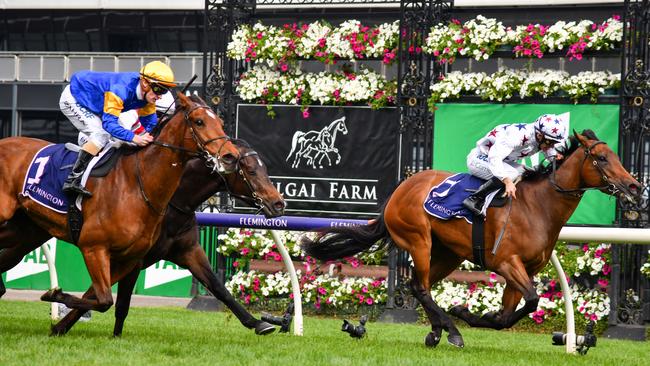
[21,144,114,213]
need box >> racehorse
[0,92,239,317]
[0,140,285,336]
[286,116,348,169]
[302,130,642,348]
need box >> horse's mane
[521,129,599,181]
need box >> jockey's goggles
[540,136,561,146]
[149,83,169,96]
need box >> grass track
[1,300,648,366]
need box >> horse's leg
[396,230,464,348]
[41,247,139,312]
[113,266,141,337]
[450,257,538,330]
[426,244,465,346]
[167,244,275,335]
[0,219,49,298]
[50,287,95,336]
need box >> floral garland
[227,20,400,66]
[429,69,620,108]
[424,15,622,63]
[236,65,396,116]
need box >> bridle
[549,140,618,198]
[211,145,267,214]
[136,102,237,214]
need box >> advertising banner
[3,240,192,297]
[433,103,620,225]
[236,105,401,218]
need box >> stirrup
[463,197,483,216]
[63,181,92,197]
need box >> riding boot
[462,177,505,216]
[62,150,94,197]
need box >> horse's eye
[195,119,204,126]
[247,170,257,176]
[598,155,607,162]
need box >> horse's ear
[176,91,191,110]
[573,129,588,147]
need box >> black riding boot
[62,150,94,197]
[462,177,505,216]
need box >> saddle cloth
[21,144,115,213]
[423,173,500,224]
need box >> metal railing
[0,52,204,83]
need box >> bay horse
[1,140,285,336]
[302,130,642,348]
[0,92,239,318]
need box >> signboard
[3,240,192,297]
[433,103,620,226]
[236,105,401,218]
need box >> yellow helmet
[140,61,177,87]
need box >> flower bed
[219,227,613,326]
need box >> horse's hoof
[447,334,465,348]
[254,321,276,335]
[424,331,442,348]
[49,324,67,337]
[41,287,62,302]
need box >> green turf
[0,300,648,366]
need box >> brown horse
[0,139,285,336]
[302,130,642,348]
[0,92,239,317]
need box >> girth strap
[472,214,486,270]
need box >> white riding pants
[466,147,525,181]
[59,85,110,149]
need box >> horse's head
[335,116,348,135]
[573,130,642,203]
[228,140,286,217]
[175,92,239,173]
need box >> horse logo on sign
[286,116,348,169]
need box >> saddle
[64,143,138,244]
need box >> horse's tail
[301,206,392,261]
[286,131,303,162]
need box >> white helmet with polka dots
[534,112,570,143]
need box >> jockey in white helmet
[463,112,570,216]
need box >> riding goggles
[149,83,169,96]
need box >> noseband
[550,140,618,198]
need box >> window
[0,111,10,138]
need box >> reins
[135,101,234,214]
[549,140,617,197]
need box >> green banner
[433,103,620,226]
[4,240,192,297]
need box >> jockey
[463,112,570,216]
[59,61,177,197]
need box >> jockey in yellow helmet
[59,60,177,197]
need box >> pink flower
[603,264,611,275]
[280,64,288,72]
[361,286,368,293]
[365,298,374,305]
[302,109,310,118]
[256,32,263,39]
[318,287,327,295]
[598,279,609,288]
[241,248,250,256]
[233,261,239,268]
